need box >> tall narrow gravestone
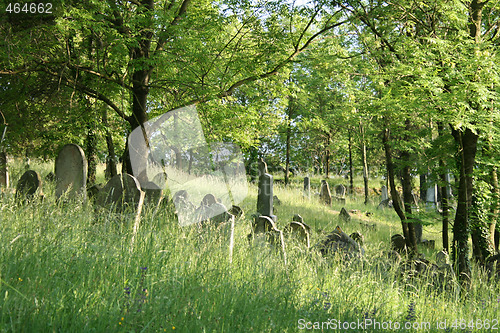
[381,185,389,201]
[320,180,332,205]
[257,159,276,222]
[303,176,310,199]
[55,144,87,201]
[335,184,346,198]
[426,183,438,209]
[0,152,8,188]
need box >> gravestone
[391,234,406,253]
[339,207,351,222]
[250,215,287,264]
[15,170,42,201]
[55,144,87,201]
[229,205,243,218]
[292,213,303,224]
[349,231,364,246]
[381,185,389,201]
[95,173,145,216]
[412,218,423,244]
[303,177,310,199]
[425,183,438,209]
[319,180,332,205]
[317,226,364,260]
[436,250,449,266]
[257,163,276,222]
[335,184,346,198]
[0,152,8,188]
[283,221,310,248]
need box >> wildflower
[141,267,147,271]
[18,278,22,282]
[172,326,175,330]
[406,301,416,322]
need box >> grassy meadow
[0,160,499,332]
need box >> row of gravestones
[250,159,365,264]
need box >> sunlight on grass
[0,162,499,332]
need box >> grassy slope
[0,163,499,332]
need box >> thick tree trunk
[489,166,499,250]
[382,128,416,253]
[451,126,478,286]
[348,129,354,195]
[401,119,417,249]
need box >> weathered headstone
[391,234,406,253]
[55,144,87,201]
[87,183,102,200]
[303,176,310,199]
[257,163,276,222]
[412,218,423,244]
[335,184,346,198]
[339,207,351,222]
[317,225,364,260]
[319,180,332,205]
[292,213,304,224]
[250,215,287,264]
[15,170,42,202]
[95,173,145,215]
[284,221,310,248]
[349,231,364,246]
[381,185,389,201]
[435,250,449,266]
[0,152,8,188]
[425,183,438,209]
[229,205,243,218]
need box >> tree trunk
[102,108,117,180]
[437,122,450,253]
[382,128,415,252]
[348,128,354,195]
[86,121,97,185]
[401,119,417,249]
[451,126,478,286]
[325,131,330,178]
[360,123,369,205]
[285,96,293,186]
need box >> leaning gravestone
[339,207,351,222]
[55,144,87,201]
[303,177,311,199]
[319,180,332,205]
[15,170,42,202]
[0,152,8,188]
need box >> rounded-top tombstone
[55,144,87,201]
[16,170,42,201]
[96,173,144,213]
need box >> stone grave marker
[250,215,287,264]
[95,173,145,216]
[391,234,406,253]
[284,221,310,248]
[425,183,438,209]
[317,225,364,260]
[229,205,243,218]
[335,184,346,198]
[319,180,332,205]
[381,185,389,201]
[303,177,310,199]
[0,152,8,188]
[15,170,42,202]
[55,144,87,201]
[257,163,276,222]
[339,207,351,222]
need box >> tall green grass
[0,163,498,332]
